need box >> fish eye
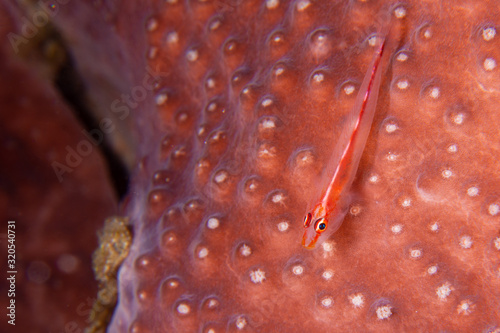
[314,218,327,233]
[303,213,312,228]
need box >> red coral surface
[111,1,500,332]
[2,0,500,332]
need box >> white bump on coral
[166,31,179,45]
[467,186,479,197]
[296,0,310,11]
[273,34,283,43]
[138,257,150,267]
[429,222,439,232]
[386,152,398,161]
[488,203,499,216]
[396,52,408,62]
[209,19,221,31]
[410,248,422,259]
[315,33,326,44]
[261,98,273,107]
[274,66,284,76]
[484,58,497,71]
[429,87,440,99]
[322,241,334,252]
[277,221,289,232]
[423,28,432,39]
[427,265,438,275]
[313,73,324,83]
[482,27,496,41]
[259,117,276,130]
[155,93,168,106]
[186,49,199,62]
[177,112,188,123]
[207,217,220,229]
[376,305,392,319]
[322,269,334,280]
[163,230,177,244]
[296,149,314,166]
[236,316,247,329]
[452,113,465,125]
[250,269,266,283]
[177,302,190,314]
[214,170,228,184]
[186,199,199,210]
[258,144,277,158]
[292,265,304,275]
[447,144,458,153]
[343,84,355,95]
[272,192,286,204]
[457,300,474,315]
[494,237,500,251]
[349,205,362,216]
[368,174,379,184]
[441,169,453,179]
[246,180,257,192]
[198,247,209,258]
[436,282,453,300]
[320,296,333,308]
[391,224,403,234]
[459,235,473,249]
[266,0,279,9]
[385,123,398,133]
[208,130,225,143]
[225,41,236,52]
[240,244,252,257]
[368,35,378,47]
[206,102,217,112]
[206,77,215,89]
[167,279,179,288]
[320,240,335,259]
[397,79,409,90]
[349,293,365,308]
[146,18,158,32]
[400,197,412,208]
[394,6,406,18]
[205,298,219,309]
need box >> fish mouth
[301,233,318,249]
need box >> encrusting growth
[86,217,132,333]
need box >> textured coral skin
[2,0,500,332]
[107,0,500,332]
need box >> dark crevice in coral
[54,52,130,199]
[26,21,130,199]
[14,4,131,199]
